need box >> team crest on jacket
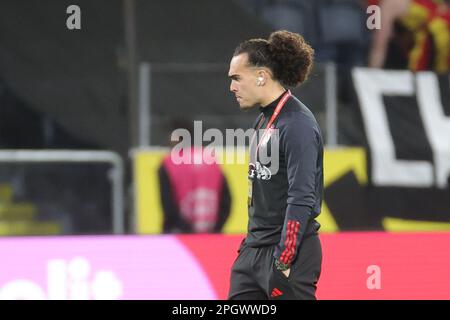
[248,162,272,180]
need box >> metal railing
[0,150,124,234]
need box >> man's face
[228,53,261,110]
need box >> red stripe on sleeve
[286,221,300,264]
[280,220,293,264]
[280,220,300,265]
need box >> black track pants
[228,221,322,300]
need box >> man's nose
[230,81,237,93]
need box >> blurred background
[0,0,449,300]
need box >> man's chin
[238,103,257,112]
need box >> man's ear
[256,70,268,86]
[257,76,264,86]
[258,68,273,85]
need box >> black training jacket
[246,91,324,266]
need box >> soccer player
[227,30,324,300]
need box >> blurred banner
[350,69,450,230]
[0,233,449,300]
[134,148,364,234]
[133,146,450,234]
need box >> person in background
[369,0,449,73]
[158,121,232,234]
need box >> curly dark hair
[233,30,314,87]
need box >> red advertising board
[0,232,449,299]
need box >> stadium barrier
[0,150,125,234]
[0,232,449,299]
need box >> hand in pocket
[268,259,296,300]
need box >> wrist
[275,258,290,271]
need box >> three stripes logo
[271,288,283,298]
